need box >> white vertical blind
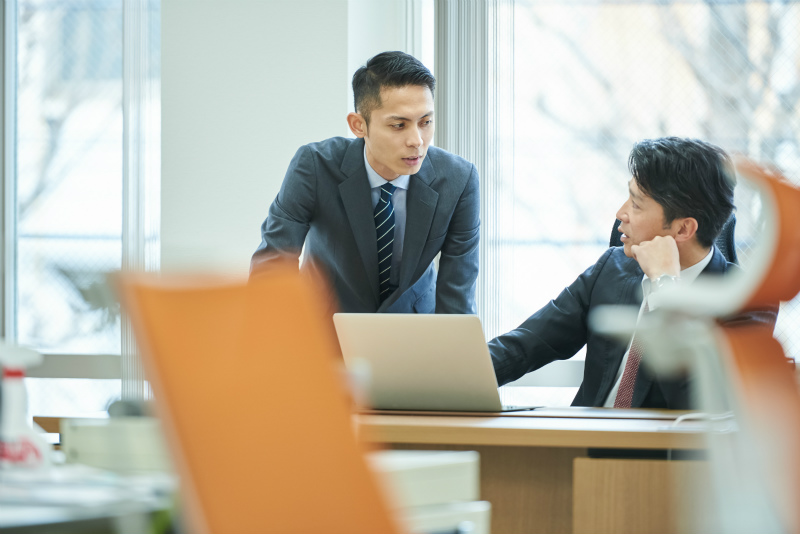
[2,1,17,343]
[434,0,514,339]
[122,0,160,401]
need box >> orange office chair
[594,158,800,533]
[709,159,800,534]
[717,326,800,534]
[118,263,403,534]
[729,158,800,307]
[657,159,800,533]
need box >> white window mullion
[3,0,18,343]
[434,0,514,340]
[405,0,423,60]
[434,0,586,399]
[122,0,159,401]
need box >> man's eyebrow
[386,111,434,121]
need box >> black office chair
[609,214,739,264]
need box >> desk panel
[573,458,707,534]
[359,411,708,534]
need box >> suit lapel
[339,139,379,306]
[702,246,728,275]
[398,158,438,290]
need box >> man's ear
[673,217,699,243]
[347,112,367,138]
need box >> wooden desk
[358,409,708,534]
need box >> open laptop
[333,313,540,412]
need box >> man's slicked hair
[352,51,436,124]
[628,137,735,248]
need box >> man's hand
[630,235,681,280]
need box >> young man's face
[616,178,679,258]
[362,85,435,181]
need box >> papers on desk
[511,407,694,419]
[0,463,175,507]
[0,464,176,532]
[363,406,695,420]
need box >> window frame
[2,1,159,389]
[2,0,16,346]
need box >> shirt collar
[676,247,715,284]
[364,147,410,190]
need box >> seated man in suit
[251,51,480,314]
[490,137,775,410]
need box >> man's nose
[615,203,628,222]
[406,127,422,147]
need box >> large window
[4,0,160,417]
[507,0,800,342]
[430,0,800,405]
[17,0,124,355]
[495,0,800,405]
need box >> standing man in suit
[490,137,774,410]
[251,51,479,314]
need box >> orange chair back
[734,159,800,308]
[721,326,800,534]
[119,265,402,534]
[712,160,800,532]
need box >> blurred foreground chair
[596,158,800,534]
[705,160,800,534]
[118,264,404,534]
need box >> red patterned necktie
[614,302,649,408]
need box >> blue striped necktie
[374,183,397,302]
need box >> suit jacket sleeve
[435,164,481,314]
[489,248,617,386]
[250,145,317,273]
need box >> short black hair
[628,137,735,248]
[352,51,436,124]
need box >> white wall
[347,0,433,112]
[161,0,350,274]
[161,0,425,274]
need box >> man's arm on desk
[488,248,619,386]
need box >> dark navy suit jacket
[489,246,767,409]
[251,137,480,314]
